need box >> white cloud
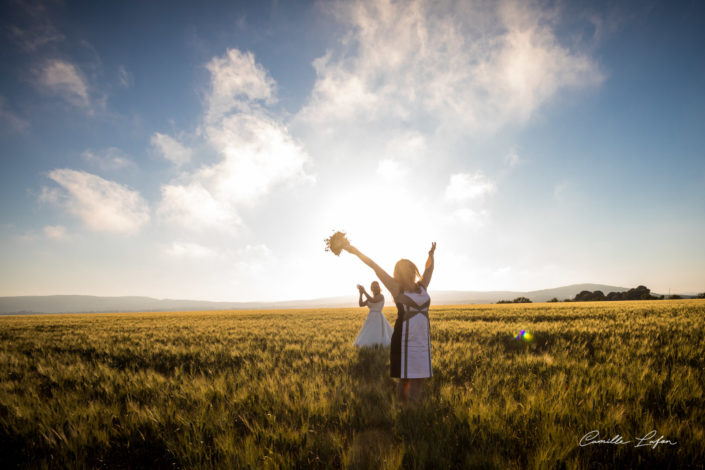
[15,231,39,243]
[0,97,29,133]
[82,147,134,171]
[447,207,490,229]
[443,171,496,229]
[203,114,312,204]
[7,1,64,52]
[445,172,496,202]
[45,169,149,234]
[40,59,91,108]
[9,24,64,52]
[287,0,605,248]
[299,0,603,133]
[158,183,240,230]
[164,241,215,258]
[38,185,60,204]
[376,158,407,181]
[299,51,379,123]
[117,65,131,88]
[505,147,521,167]
[233,244,275,277]
[43,225,68,241]
[150,132,192,166]
[204,49,276,122]
[383,131,427,161]
[158,48,312,231]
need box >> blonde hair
[394,259,420,293]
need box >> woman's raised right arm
[344,245,401,298]
[357,285,368,307]
[420,242,436,290]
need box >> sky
[1,0,704,301]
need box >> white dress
[353,297,393,347]
[394,285,432,379]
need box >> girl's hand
[428,242,436,256]
[357,284,364,292]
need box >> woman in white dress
[342,241,436,403]
[353,281,393,347]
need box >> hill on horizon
[0,283,672,315]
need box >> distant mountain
[0,283,647,315]
[430,284,632,304]
[0,295,354,315]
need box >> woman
[343,241,436,403]
[353,281,393,347]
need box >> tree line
[497,297,532,304]
[498,286,705,304]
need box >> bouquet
[324,231,350,256]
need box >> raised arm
[419,242,436,290]
[344,245,401,298]
[357,285,369,307]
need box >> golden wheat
[1,300,703,469]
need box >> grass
[1,300,704,469]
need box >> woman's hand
[357,284,364,292]
[428,242,436,256]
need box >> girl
[343,241,436,403]
[353,281,393,347]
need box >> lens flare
[514,329,533,342]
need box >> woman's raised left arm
[420,242,436,290]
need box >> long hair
[394,259,420,293]
[370,281,381,295]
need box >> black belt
[402,308,429,321]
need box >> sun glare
[313,177,445,300]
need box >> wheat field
[1,300,704,469]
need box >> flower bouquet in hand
[324,231,350,256]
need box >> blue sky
[1,0,703,301]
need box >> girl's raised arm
[344,245,401,298]
[420,242,436,290]
[357,285,369,307]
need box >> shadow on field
[0,402,178,470]
[345,347,507,469]
[345,345,523,469]
[349,346,389,384]
[347,346,395,426]
[345,347,402,468]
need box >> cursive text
[580,430,678,449]
[634,430,678,449]
[579,430,630,447]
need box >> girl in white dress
[353,281,393,347]
[342,241,436,403]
